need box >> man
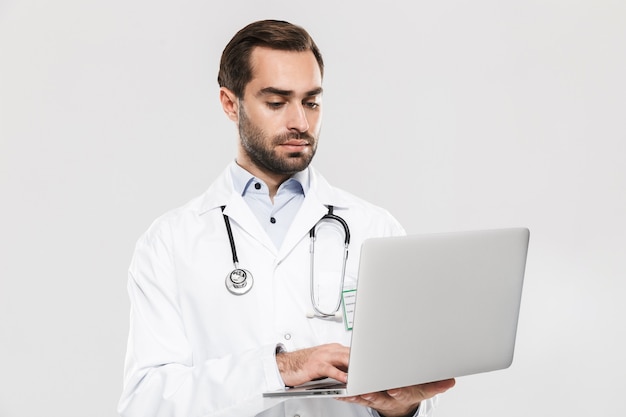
[118,20,454,417]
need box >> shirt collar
[229,160,310,197]
[197,161,350,216]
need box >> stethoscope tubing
[308,208,350,317]
[220,205,240,268]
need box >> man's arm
[118,227,285,417]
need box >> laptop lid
[264,227,530,398]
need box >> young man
[118,20,454,417]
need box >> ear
[219,87,239,122]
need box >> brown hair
[218,19,324,98]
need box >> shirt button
[284,333,291,340]
[254,182,261,190]
[270,217,276,224]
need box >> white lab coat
[118,163,437,417]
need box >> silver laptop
[263,227,530,398]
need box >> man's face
[236,47,323,176]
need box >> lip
[279,140,309,152]
[282,139,308,146]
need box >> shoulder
[335,186,405,238]
[135,192,208,249]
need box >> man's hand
[337,378,456,417]
[276,343,350,387]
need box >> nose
[287,104,310,133]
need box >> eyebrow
[257,86,323,98]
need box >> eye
[267,102,285,109]
[305,102,320,110]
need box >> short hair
[218,19,324,98]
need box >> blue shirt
[230,162,309,249]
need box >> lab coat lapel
[222,195,276,254]
[277,195,327,261]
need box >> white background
[1,1,625,416]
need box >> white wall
[1,1,624,416]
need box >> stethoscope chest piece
[225,268,253,295]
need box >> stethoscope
[221,205,350,319]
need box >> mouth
[279,139,310,152]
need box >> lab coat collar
[197,165,273,251]
[197,162,351,258]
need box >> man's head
[218,19,324,98]
[218,20,325,184]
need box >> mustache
[275,131,315,143]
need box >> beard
[238,105,318,176]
